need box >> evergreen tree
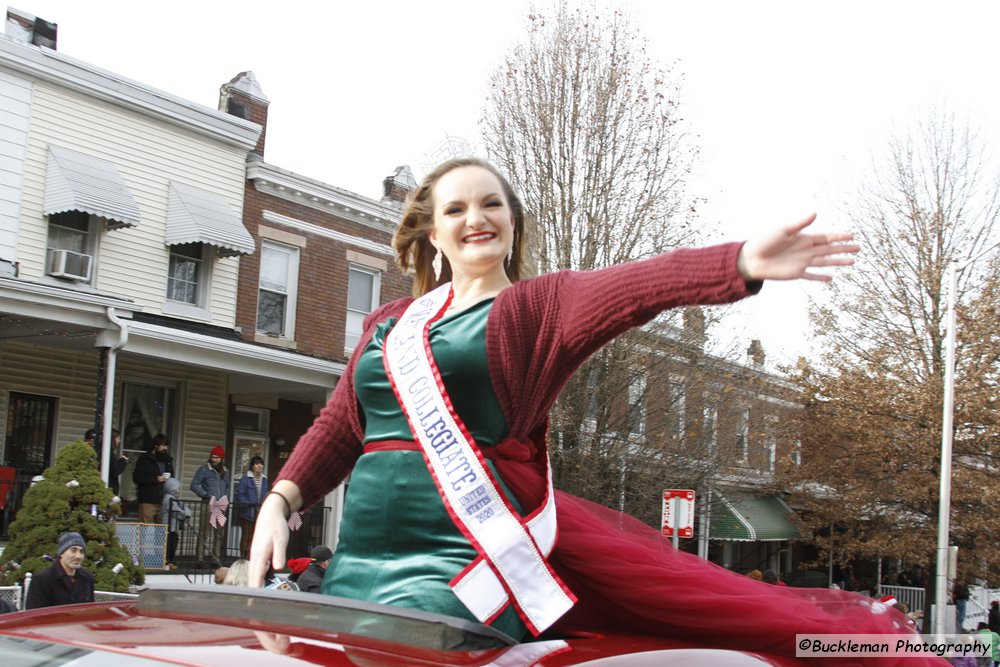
[2,441,144,591]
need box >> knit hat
[310,545,333,562]
[57,532,86,556]
[210,446,225,458]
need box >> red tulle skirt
[485,440,948,667]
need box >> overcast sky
[13,0,1000,366]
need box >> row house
[0,9,411,559]
[607,312,804,576]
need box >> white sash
[383,284,575,635]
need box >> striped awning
[166,181,255,257]
[44,146,140,229]
[709,492,800,542]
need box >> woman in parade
[249,157,942,665]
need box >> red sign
[662,489,695,538]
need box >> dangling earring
[432,248,442,282]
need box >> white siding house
[0,11,342,562]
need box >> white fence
[880,583,1000,631]
[880,584,925,616]
[0,574,138,612]
[966,585,1000,631]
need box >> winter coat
[132,450,174,505]
[25,561,95,609]
[234,473,269,521]
[190,462,231,502]
[295,562,327,593]
[160,478,192,532]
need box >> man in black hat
[295,545,333,593]
[25,532,95,609]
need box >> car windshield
[136,585,515,652]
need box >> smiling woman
[243,158,943,665]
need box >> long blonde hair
[393,158,526,296]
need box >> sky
[11,0,1000,367]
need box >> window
[627,374,646,435]
[233,406,269,434]
[118,381,178,501]
[703,400,718,454]
[46,211,96,282]
[166,243,210,307]
[345,266,380,353]
[765,416,778,471]
[669,380,685,442]
[736,407,750,462]
[257,241,299,338]
[791,440,801,466]
[4,392,56,476]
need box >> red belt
[363,440,420,454]
[363,439,510,460]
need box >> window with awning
[44,145,140,229]
[165,181,254,257]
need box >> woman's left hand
[737,213,859,282]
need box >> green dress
[321,299,528,639]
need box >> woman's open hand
[738,214,859,282]
[247,486,298,587]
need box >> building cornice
[247,160,400,234]
[262,210,394,258]
[0,35,261,150]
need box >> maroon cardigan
[278,242,758,510]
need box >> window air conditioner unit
[47,249,92,281]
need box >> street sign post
[662,489,695,548]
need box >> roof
[0,32,260,149]
[709,492,800,541]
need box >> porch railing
[161,499,332,569]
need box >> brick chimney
[683,307,707,350]
[382,166,417,205]
[5,7,57,48]
[747,339,766,369]
[219,71,268,157]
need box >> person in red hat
[190,445,231,562]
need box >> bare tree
[481,2,746,522]
[781,109,1000,583]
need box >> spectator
[214,567,229,585]
[234,456,268,559]
[954,579,971,631]
[989,600,1000,634]
[25,532,95,609]
[763,569,786,586]
[0,598,15,614]
[746,569,763,581]
[133,434,174,523]
[85,428,128,496]
[976,622,999,667]
[221,559,249,586]
[108,429,129,497]
[190,446,231,561]
[294,546,333,593]
[160,477,192,570]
